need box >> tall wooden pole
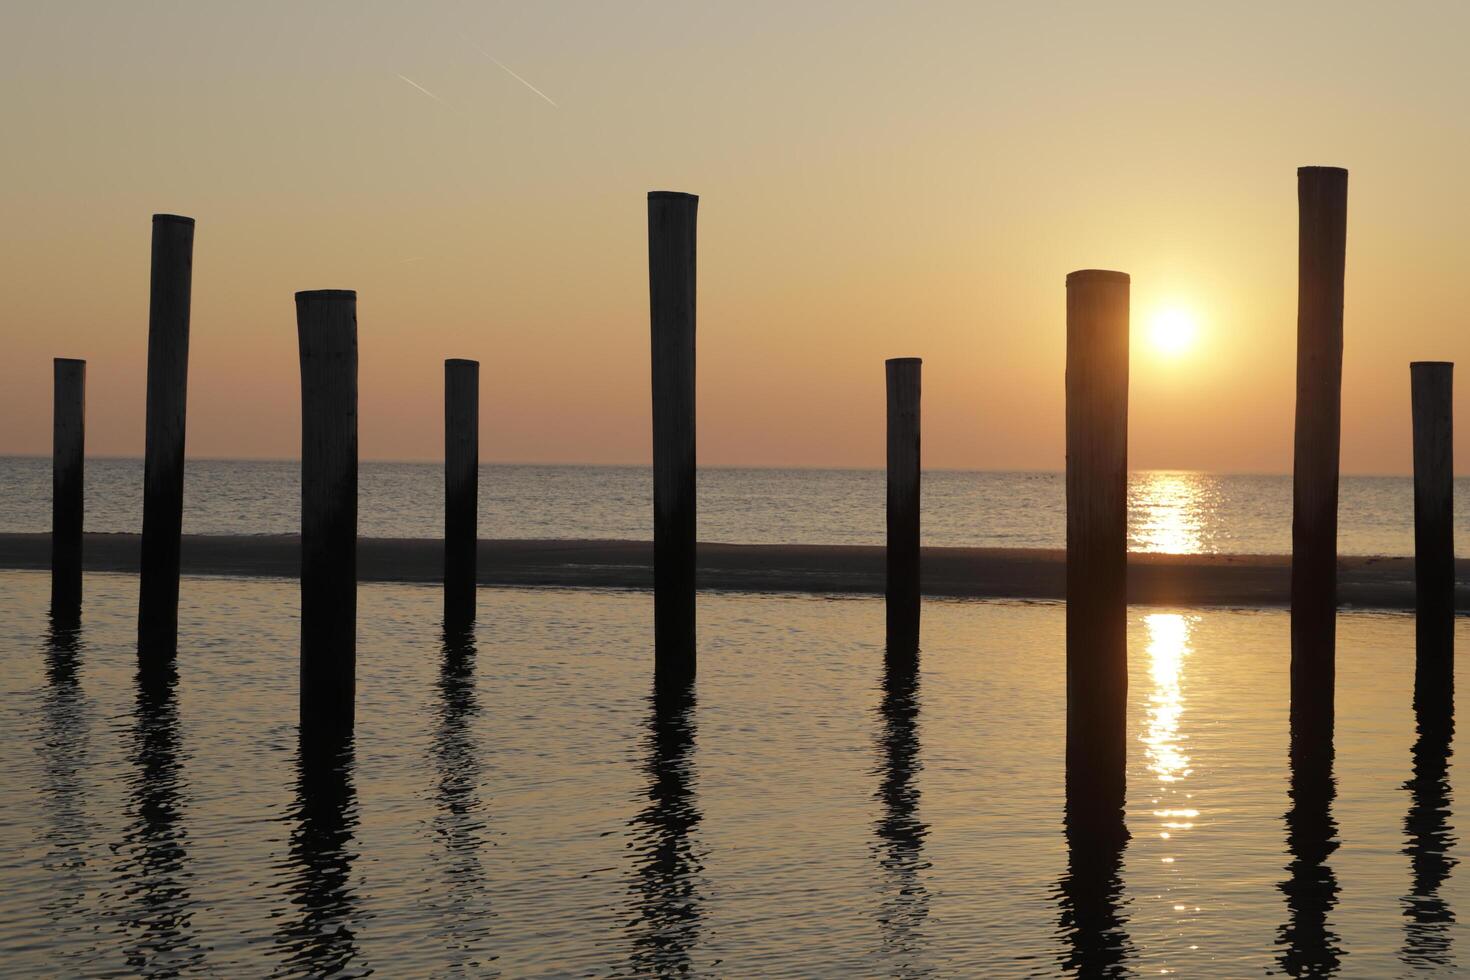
[886,357,922,652]
[1411,361,1454,705]
[137,214,194,661]
[296,290,358,732]
[648,190,698,679]
[444,358,479,626]
[1290,166,1348,727]
[51,358,86,615]
[1065,269,1130,808]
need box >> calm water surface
[2,456,1467,554]
[0,569,1462,976]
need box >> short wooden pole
[444,358,479,625]
[137,214,195,660]
[1411,361,1454,701]
[1290,166,1348,718]
[648,191,698,678]
[886,357,921,651]
[1065,269,1130,804]
[51,358,86,613]
[296,290,358,731]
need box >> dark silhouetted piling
[51,358,86,613]
[886,357,922,652]
[1290,166,1348,721]
[648,190,698,678]
[444,358,479,625]
[137,214,195,661]
[296,290,358,732]
[1411,361,1454,702]
[1065,269,1130,806]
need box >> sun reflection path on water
[1144,613,1194,791]
[1141,612,1203,952]
[1129,472,1211,554]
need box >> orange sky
[2,1,1468,473]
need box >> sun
[1149,307,1198,356]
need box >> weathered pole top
[1066,269,1130,285]
[295,289,357,302]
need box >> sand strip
[0,532,1461,611]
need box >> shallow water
[0,569,1462,976]
[3,457,1468,555]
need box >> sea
[2,455,1469,555]
[0,573,1462,976]
[1,458,1466,976]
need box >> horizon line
[0,452,1440,480]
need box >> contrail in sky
[394,72,447,105]
[475,45,558,107]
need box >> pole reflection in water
[1057,789,1131,976]
[39,613,94,960]
[871,651,931,970]
[115,663,204,974]
[430,621,498,973]
[274,726,363,978]
[1400,668,1457,970]
[625,677,704,975]
[1276,702,1343,976]
[1057,645,1132,975]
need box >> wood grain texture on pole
[137,213,194,660]
[886,357,922,652]
[444,358,479,625]
[1411,361,1454,697]
[648,191,698,677]
[51,358,86,613]
[1065,269,1130,802]
[1290,166,1348,711]
[297,289,358,730]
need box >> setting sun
[1149,307,1199,356]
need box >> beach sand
[0,532,1459,611]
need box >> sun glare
[1149,307,1199,356]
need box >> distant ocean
[1,456,1464,556]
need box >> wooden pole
[137,213,194,661]
[1290,166,1348,722]
[886,357,921,651]
[1411,361,1454,703]
[648,191,698,678]
[1065,269,1130,805]
[51,358,86,614]
[444,358,479,626]
[296,290,358,732]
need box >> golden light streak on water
[1141,611,1200,938]
[1129,472,1208,554]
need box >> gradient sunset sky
[3,1,1467,472]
